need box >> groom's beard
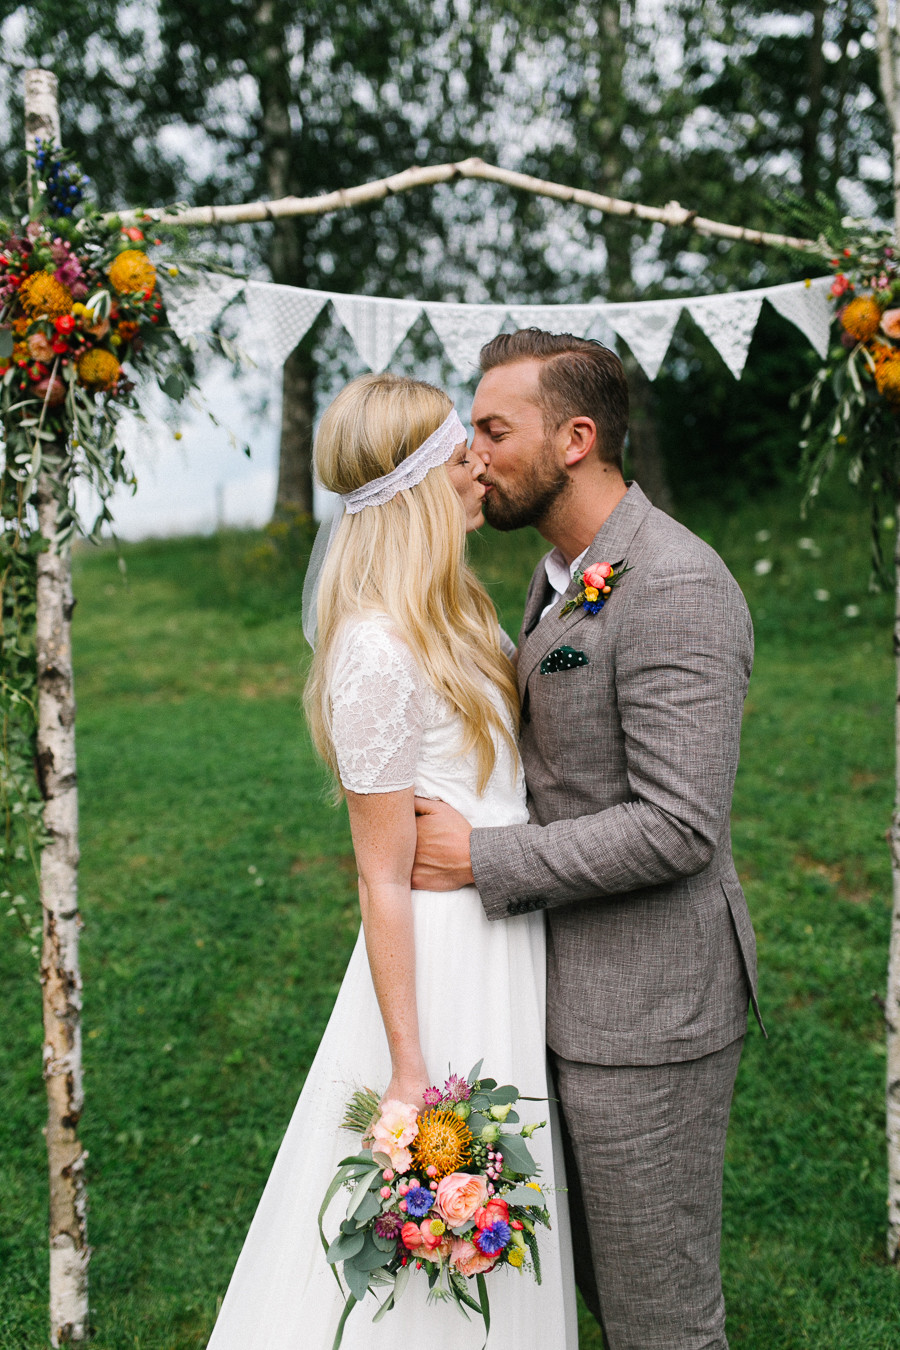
[482,441,570,532]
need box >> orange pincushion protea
[108,249,157,296]
[77,348,121,390]
[875,351,900,407]
[18,270,73,319]
[410,1108,473,1181]
[841,296,882,342]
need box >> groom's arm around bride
[413,328,763,1350]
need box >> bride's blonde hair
[304,372,519,795]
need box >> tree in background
[0,0,891,517]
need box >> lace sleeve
[330,618,426,794]
[498,627,517,663]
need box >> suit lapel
[518,482,654,690]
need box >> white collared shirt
[540,545,589,621]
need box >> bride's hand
[381,1067,432,1114]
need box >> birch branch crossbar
[110,156,817,252]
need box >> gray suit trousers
[552,1038,744,1350]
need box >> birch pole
[876,0,900,1266]
[108,157,816,252]
[24,68,91,1340]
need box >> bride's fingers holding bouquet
[381,1064,433,1116]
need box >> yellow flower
[19,271,73,318]
[410,1108,473,1181]
[841,296,882,342]
[584,586,599,602]
[168,266,179,277]
[108,248,157,296]
[429,1218,446,1237]
[507,1248,524,1267]
[875,355,900,407]
[77,348,121,390]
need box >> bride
[206,372,576,1348]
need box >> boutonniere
[561,558,631,617]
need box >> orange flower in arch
[841,296,882,342]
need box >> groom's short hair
[478,329,628,472]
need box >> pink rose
[400,1220,424,1250]
[583,561,613,587]
[435,1172,488,1226]
[882,308,900,339]
[371,1099,419,1171]
[419,1235,452,1263]
[474,1196,510,1230]
[451,1237,497,1277]
[401,1220,451,1261]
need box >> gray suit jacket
[470,483,762,1066]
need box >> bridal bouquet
[319,1060,551,1347]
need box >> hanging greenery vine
[0,144,233,942]
[795,216,900,584]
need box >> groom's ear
[562,416,598,467]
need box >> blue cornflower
[405,1185,434,1218]
[474,1220,511,1255]
[582,599,604,614]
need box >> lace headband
[340,409,466,513]
[302,407,467,646]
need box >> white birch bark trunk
[876,0,900,1265]
[25,67,91,1342]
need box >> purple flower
[404,1185,434,1218]
[55,256,83,289]
[474,1220,511,1255]
[374,1211,403,1240]
[443,1073,472,1103]
[422,1086,443,1107]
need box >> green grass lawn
[2,484,899,1348]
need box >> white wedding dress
[207,615,577,1349]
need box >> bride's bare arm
[345,785,430,1110]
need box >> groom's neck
[540,465,628,564]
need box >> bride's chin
[465,508,485,534]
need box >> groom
[412,329,763,1350]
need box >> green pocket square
[540,645,589,674]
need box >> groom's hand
[411,797,474,891]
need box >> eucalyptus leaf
[488,1085,518,1105]
[354,1232,393,1271]
[352,1188,383,1225]
[492,1132,535,1175]
[370,1291,394,1324]
[326,1230,365,1264]
[0,328,13,358]
[466,1059,483,1084]
[342,1258,370,1304]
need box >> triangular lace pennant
[242,282,328,367]
[424,302,509,377]
[764,276,833,359]
[686,291,765,379]
[161,271,246,341]
[507,304,599,337]
[604,301,682,380]
[329,294,423,372]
